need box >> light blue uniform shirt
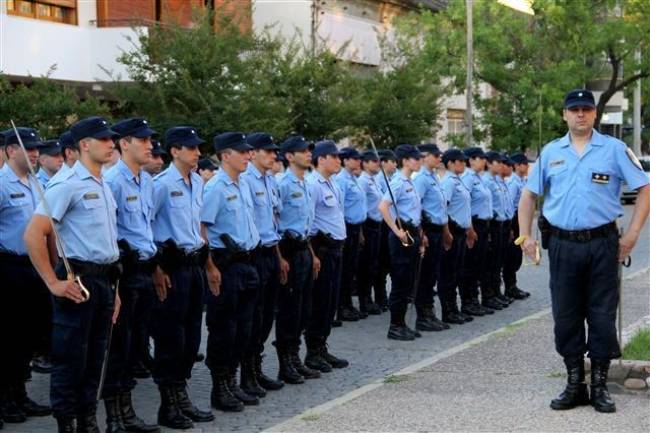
[201,169,260,251]
[36,168,51,189]
[460,168,492,220]
[335,169,367,225]
[441,171,472,229]
[240,163,281,247]
[278,168,314,238]
[306,170,346,240]
[499,176,515,219]
[413,167,448,225]
[375,171,395,194]
[483,172,509,222]
[358,171,383,223]
[506,173,525,212]
[526,130,650,230]
[382,171,422,226]
[47,163,73,188]
[152,162,205,252]
[36,161,119,264]
[0,164,40,255]
[104,160,157,259]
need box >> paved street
[8,205,649,433]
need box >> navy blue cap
[276,153,287,165]
[70,116,118,142]
[2,127,44,150]
[418,143,441,156]
[151,139,166,156]
[502,154,515,166]
[464,147,486,159]
[485,151,506,163]
[312,140,340,160]
[112,118,157,139]
[0,131,5,147]
[441,148,468,165]
[510,153,531,165]
[164,126,205,149]
[213,132,252,152]
[197,158,217,171]
[564,89,596,109]
[246,132,280,151]
[361,150,379,162]
[281,135,313,153]
[339,147,361,160]
[394,144,422,160]
[377,149,396,161]
[59,131,76,150]
[40,139,63,156]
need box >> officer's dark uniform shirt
[0,164,40,255]
[527,130,650,230]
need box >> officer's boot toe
[255,354,284,391]
[339,306,360,322]
[240,358,267,397]
[290,349,321,379]
[321,345,349,368]
[366,301,382,315]
[590,360,616,413]
[505,287,527,300]
[461,303,485,317]
[550,357,591,411]
[157,387,194,429]
[278,349,307,383]
[227,369,259,406]
[175,386,215,421]
[482,297,504,311]
[56,417,76,433]
[304,347,333,373]
[210,372,244,413]
[119,391,159,432]
[387,324,415,341]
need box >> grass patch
[384,374,410,384]
[622,328,650,361]
[547,371,567,378]
[492,321,526,338]
[301,413,321,421]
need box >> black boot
[56,417,76,433]
[240,357,267,398]
[338,305,360,321]
[76,411,100,433]
[550,357,590,410]
[119,391,159,432]
[131,360,151,379]
[277,348,305,383]
[104,396,127,433]
[320,345,349,368]
[254,354,284,391]
[304,346,333,373]
[415,306,448,332]
[442,302,466,325]
[482,297,503,311]
[12,383,50,417]
[157,387,193,429]
[0,389,26,423]
[505,287,527,300]
[590,359,616,413]
[460,302,486,317]
[387,310,414,341]
[210,370,244,412]
[290,348,321,379]
[175,386,215,422]
[228,367,259,406]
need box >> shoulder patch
[625,148,643,170]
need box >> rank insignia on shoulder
[126,195,138,202]
[550,159,565,167]
[290,192,303,198]
[591,172,610,184]
[9,193,25,199]
[226,194,238,201]
[625,147,643,170]
[255,191,265,197]
[170,191,183,197]
[83,192,99,200]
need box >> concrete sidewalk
[271,270,650,433]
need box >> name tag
[550,159,565,167]
[591,172,610,184]
[226,194,238,201]
[83,192,99,200]
[290,191,303,198]
[9,193,25,199]
[170,191,183,197]
[325,194,334,200]
[406,187,413,193]
[126,195,138,202]
[255,191,265,197]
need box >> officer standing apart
[304,140,349,372]
[0,128,52,428]
[503,153,531,300]
[519,89,650,413]
[378,144,424,341]
[335,148,367,322]
[240,132,297,397]
[102,118,160,433]
[202,132,261,412]
[150,126,213,429]
[413,143,452,332]
[24,117,122,433]
[356,150,384,316]
[275,136,318,385]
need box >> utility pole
[633,49,642,155]
[465,0,473,148]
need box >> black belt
[398,219,420,233]
[68,258,121,279]
[550,222,617,243]
[471,217,491,230]
[129,256,158,275]
[422,220,444,233]
[0,252,31,266]
[364,219,382,229]
[311,232,344,250]
[260,244,277,256]
[279,236,310,255]
[345,222,364,231]
[211,247,258,267]
[177,246,209,266]
[448,219,466,236]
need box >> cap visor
[565,101,596,109]
[132,127,158,138]
[259,143,281,151]
[232,142,254,152]
[180,136,205,147]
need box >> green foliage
[622,328,650,360]
[0,72,109,138]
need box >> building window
[447,109,466,135]
[7,0,77,25]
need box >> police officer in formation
[519,89,650,413]
[36,139,64,188]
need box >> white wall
[0,13,142,82]
[252,0,313,49]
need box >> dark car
[621,157,650,204]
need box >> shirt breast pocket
[169,196,185,209]
[548,165,570,195]
[322,194,337,208]
[589,166,618,193]
[7,197,32,218]
[81,198,104,214]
